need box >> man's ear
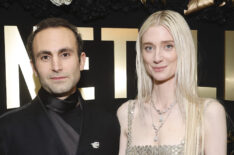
[79,52,86,71]
[30,60,38,77]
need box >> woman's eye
[144,46,153,51]
[165,44,174,50]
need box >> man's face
[32,27,86,100]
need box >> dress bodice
[126,101,184,155]
[126,143,184,155]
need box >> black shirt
[38,88,83,134]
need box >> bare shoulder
[203,98,226,122]
[116,100,131,134]
[203,99,227,154]
[117,100,132,121]
[117,100,137,127]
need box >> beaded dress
[125,101,184,155]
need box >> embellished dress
[125,101,184,155]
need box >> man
[0,18,120,155]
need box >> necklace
[151,100,176,122]
[150,100,176,142]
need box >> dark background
[0,0,233,154]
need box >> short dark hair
[27,17,83,64]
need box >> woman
[117,10,227,155]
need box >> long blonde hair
[136,10,204,155]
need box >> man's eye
[41,55,50,61]
[61,53,70,57]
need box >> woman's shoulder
[117,99,136,119]
[202,98,227,154]
[203,98,226,122]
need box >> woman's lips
[153,66,167,72]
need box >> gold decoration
[184,0,226,15]
[184,0,214,15]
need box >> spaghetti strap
[127,100,136,149]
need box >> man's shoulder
[0,97,41,126]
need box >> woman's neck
[151,77,176,109]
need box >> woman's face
[142,25,177,83]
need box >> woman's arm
[204,99,227,155]
[117,101,129,155]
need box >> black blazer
[0,96,120,155]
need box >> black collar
[38,88,83,113]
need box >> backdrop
[0,0,233,154]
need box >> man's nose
[51,57,62,72]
